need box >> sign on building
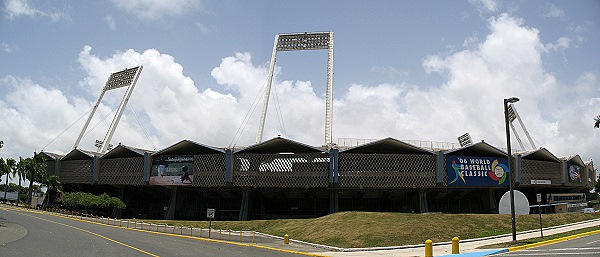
[150,155,194,186]
[446,156,510,187]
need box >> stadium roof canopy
[153,140,224,156]
[100,144,154,159]
[444,140,506,157]
[340,137,434,154]
[38,151,63,161]
[518,148,561,162]
[235,137,324,154]
[560,154,586,167]
[62,149,101,161]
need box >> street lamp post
[504,97,520,245]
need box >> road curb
[508,228,600,252]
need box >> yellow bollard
[452,237,459,254]
[284,234,289,245]
[425,239,433,257]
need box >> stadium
[40,32,595,221]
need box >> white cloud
[104,15,116,31]
[469,0,499,13]
[545,36,570,51]
[543,3,565,18]
[1,42,12,53]
[0,12,598,169]
[195,22,209,33]
[3,0,65,21]
[111,0,200,21]
[371,66,409,81]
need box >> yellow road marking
[1,206,329,257]
[2,207,159,257]
[508,229,600,252]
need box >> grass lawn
[142,211,600,248]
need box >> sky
[1,0,599,184]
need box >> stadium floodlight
[256,32,334,146]
[507,104,537,151]
[72,66,143,153]
[457,133,473,147]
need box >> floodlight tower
[72,66,143,153]
[507,104,536,151]
[256,32,334,146]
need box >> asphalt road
[0,206,320,257]
[497,232,600,257]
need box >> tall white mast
[256,32,334,145]
[72,66,143,153]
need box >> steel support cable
[127,106,158,150]
[40,107,93,151]
[82,108,116,143]
[272,87,287,137]
[229,80,269,148]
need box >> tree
[22,154,47,206]
[595,115,600,128]
[595,171,600,194]
[3,158,16,201]
[15,157,26,206]
[41,174,62,207]
[60,192,125,216]
[0,158,7,201]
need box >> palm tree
[25,154,47,207]
[4,158,16,202]
[0,158,7,202]
[15,157,26,206]
[42,174,62,207]
[595,115,600,128]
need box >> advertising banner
[446,155,510,187]
[567,164,583,184]
[150,155,194,186]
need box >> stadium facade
[40,137,595,220]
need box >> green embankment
[146,211,600,248]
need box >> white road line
[586,239,600,245]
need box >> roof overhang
[340,137,435,155]
[100,144,154,159]
[62,149,101,161]
[444,141,506,157]
[152,140,224,156]
[235,137,325,154]
[518,148,561,162]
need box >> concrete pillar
[165,186,177,220]
[114,186,125,218]
[489,188,497,212]
[419,189,428,213]
[238,187,249,221]
[225,149,232,184]
[329,149,339,213]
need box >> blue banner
[446,155,510,187]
